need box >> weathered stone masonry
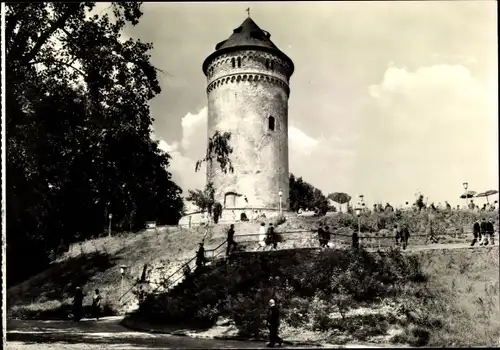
[202,18,294,211]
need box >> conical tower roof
[203,17,294,76]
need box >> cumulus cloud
[154,107,355,197]
[353,63,498,206]
[153,64,496,208]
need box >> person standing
[471,220,481,246]
[486,219,495,246]
[352,229,359,249]
[323,225,331,248]
[226,224,237,255]
[266,223,278,250]
[393,224,401,246]
[317,223,326,247]
[91,289,101,321]
[480,218,488,246]
[400,225,410,250]
[266,299,283,347]
[72,286,84,322]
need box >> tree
[289,174,330,214]
[6,3,184,285]
[187,131,234,214]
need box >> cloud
[352,63,498,206]
[155,107,355,197]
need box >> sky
[110,1,497,208]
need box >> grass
[7,210,499,347]
[7,225,212,319]
[126,245,499,347]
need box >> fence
[118,225,480,306]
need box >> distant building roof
[203,17,294,76]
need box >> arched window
[237,57,241,68]
[265,59,269,69]
[231,58,235,68]
[268,116,275,131]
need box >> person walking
[471,220,481,246]
[486,219,495,246]
[195,241,207,270]
[91,289,101,321]
[480,218,488,246]
[72,286,84,322]
[266,299,283,347]
[226,224,237,255]
[258,222,267,250]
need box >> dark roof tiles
[203,17,294,76]
[215,17,279,51]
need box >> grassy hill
[126,246,499,347]
[7,210,500,346]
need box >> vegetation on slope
[129,246,499,347]
[6,3,185,285]
[7,225,209,320]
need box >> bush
[133,247,431,337]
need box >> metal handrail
[119,225,477,303]
[231,229,470,240]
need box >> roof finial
[246,7,250,18]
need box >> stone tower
[202,17,294,212]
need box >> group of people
[70,286,101,322]
[257,222,280,250]
[471,218,495,246]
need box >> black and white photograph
[1,1,498,349]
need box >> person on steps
[471,220,480,246]
[266,299,283,347]
[196,241,207,270]
[226,224,237,255]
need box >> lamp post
[355,207,362,246]
[120,265,127,297]
[278,189,283,216]
[463,182,468,210]
[108,213,113,237]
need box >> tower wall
[205,50,292,210]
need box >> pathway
[6,317,390,349]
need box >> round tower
[202,17,294,213]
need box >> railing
[230,228,472,250]
[119,238,229,303]
[119,226,481,304]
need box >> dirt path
[6,317,315,349]
[7,317,394,349]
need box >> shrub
[133,247,431,337]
